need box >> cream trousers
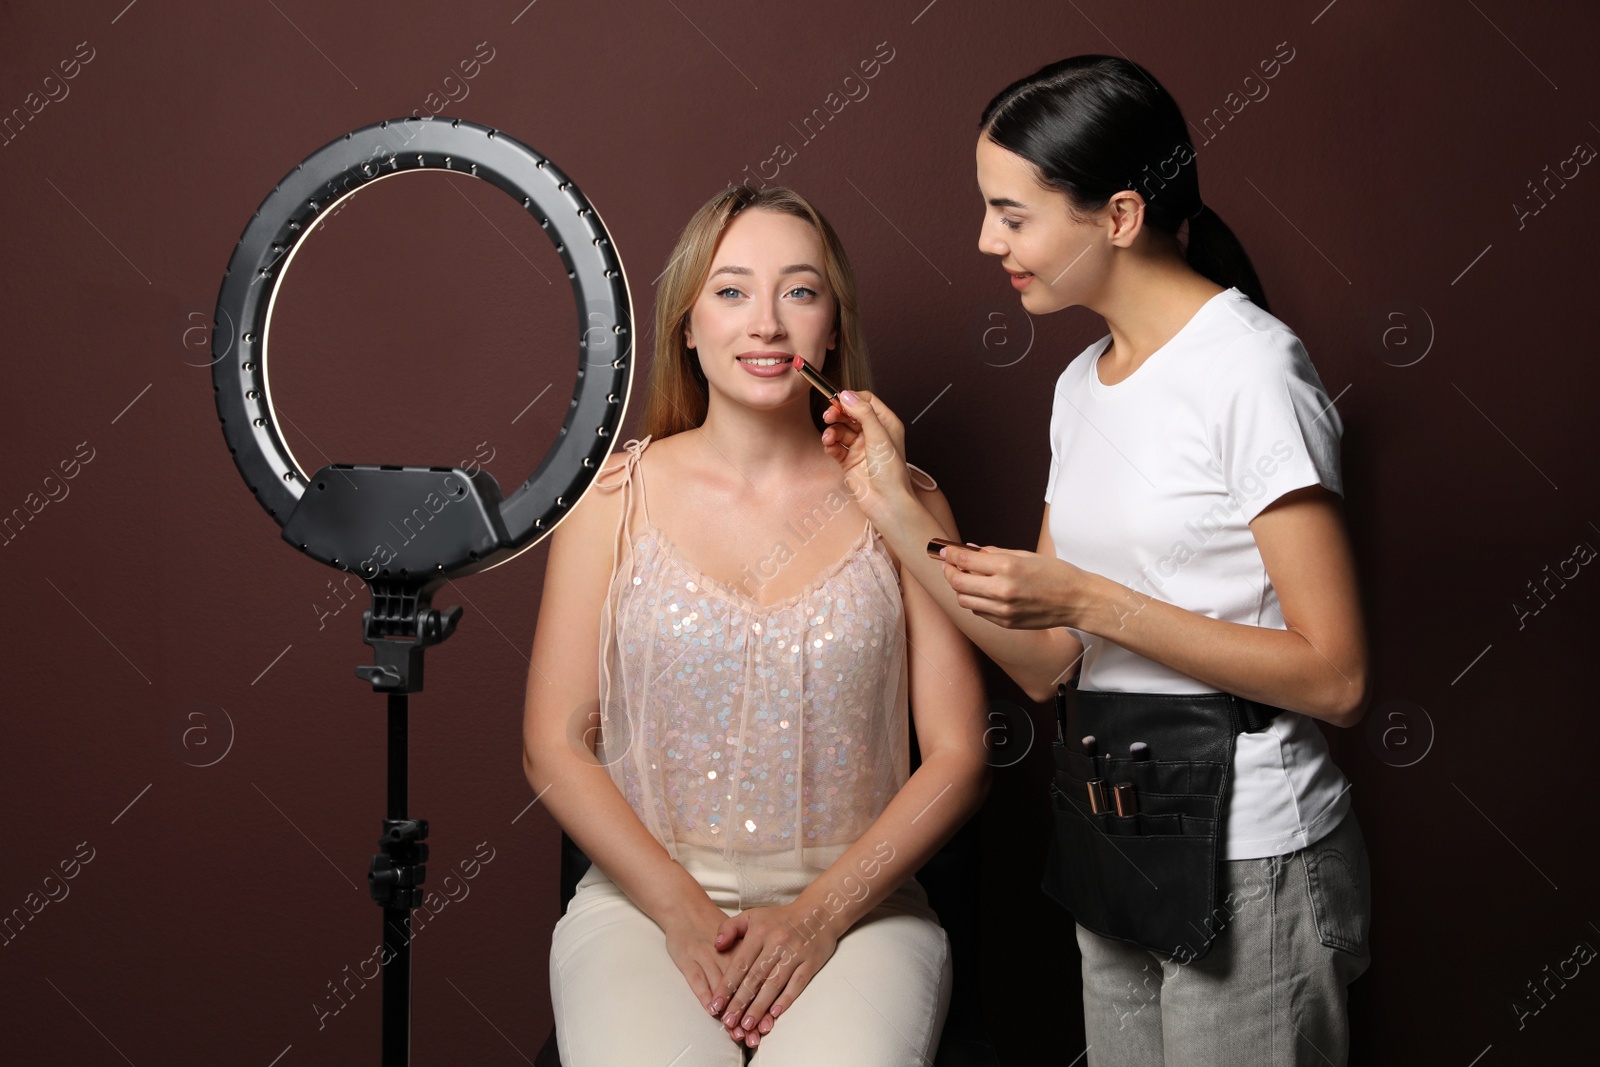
[549,844,953,1066]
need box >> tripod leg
[381,693,416,1067]
[382,904,413,1065]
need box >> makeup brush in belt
[1114,742,1148,816]
[1081,734,1107,814]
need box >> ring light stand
[210,116,635,1065]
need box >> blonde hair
[640,185,873,439]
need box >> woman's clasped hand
[660,891,840,1049]
[715,902,841,1046]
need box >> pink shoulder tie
[592,434,654,571]
[590,435,653,796]
[905,461,938,492]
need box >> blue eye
[715,286,743,299]
[787,286,817,299]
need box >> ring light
[208,118,638,1064]
[211,116,635,593]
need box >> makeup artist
[817,55,1373,1066]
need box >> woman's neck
[1092,259,1225,372]
[689,398,830,488]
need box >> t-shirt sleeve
[1045,428,1059,504]
[1044,368,1068,504]
[1209,331,1343,523]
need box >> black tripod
[356,579,462,1067]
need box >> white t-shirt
[1044,286,1352,860]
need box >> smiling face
[683,207,838,412]
[975,133,1124,314]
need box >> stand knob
[368,818,429,908]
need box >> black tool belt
[1040,675,1284,961]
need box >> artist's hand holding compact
[708,902,841,1048]
[933,541,1098,630]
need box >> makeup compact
[927,537,988,563]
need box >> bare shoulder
[914,479,959,540]
[527,445,644,734]
[575,452,630,526]
[551,443,644,560]
[880,478,958,572]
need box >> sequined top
[592,434,939,889]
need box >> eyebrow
[988,197,1029,209]
[708,263,823,279]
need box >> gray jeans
[1075,808,1372,1066]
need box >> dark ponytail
[979,55,1270,314]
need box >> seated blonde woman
[522,184,990,1065]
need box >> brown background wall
[2,0,1596,1062]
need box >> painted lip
[735,350,795,378]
